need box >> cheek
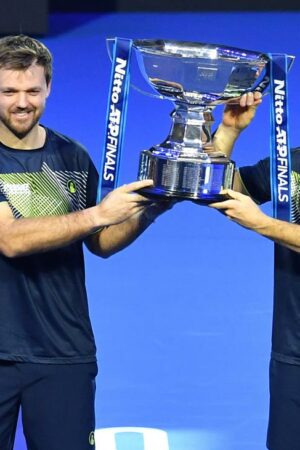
[27,97,46,112]
[35,96,47,109]
[0,100,12,114]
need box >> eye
[2,90,15,96]
[28,90,41,96]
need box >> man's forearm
[88,202,170,258]
[88,213,149,258]
[0,207,101,257]
[213,123,241,158]
[210,190,300,253]
[255,216,300,252]
[0,179,156,258]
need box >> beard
[0,107,44,139]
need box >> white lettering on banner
[95,427,170,450]
[274,79,289,203]
[104,58,127,182]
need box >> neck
[0,124,46,150]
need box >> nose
[15,92,29,109]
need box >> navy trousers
[0,361,97,450]
[267,358,300,450]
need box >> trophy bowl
[128,39,272,202]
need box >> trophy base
[138,150,235,203]
[139,189,231,204]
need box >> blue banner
[269,53,291,221]
[97,38,133,202]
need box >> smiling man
[0,64,50,144]
[0,35,169,450]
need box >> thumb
[220,189,242,200]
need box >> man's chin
[13,130,32,139]
[6,122,39,140]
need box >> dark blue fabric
[0,361,97,449]
[267,359,300,449]
[0,128,98,363]
[240,148,300,365]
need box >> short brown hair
[0,35,52,85]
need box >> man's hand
[140,196,178,223]
[209,189,300,254]
[222,91,262,131]
[213,91,262,158]
[95,179,153,227]
[209,189,270,231]
[85,185,178,258]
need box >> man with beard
[0,35,166,450]
[211,91,300,450]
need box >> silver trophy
[128,39,270,202]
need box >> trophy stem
[154,104,221,157]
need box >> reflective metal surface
[133,39,269,106]
[107,39,293,201]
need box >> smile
[12,111,33,119]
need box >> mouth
[12,110,33,120]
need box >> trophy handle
[130,84,165,100]
[106,38,166,101]
[252,54,295,94]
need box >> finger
[239,92,253,107]
[240,91,261,108]
[130,205,147,217]
[239,94,247,108]
[209,201,231,209]
[253,91,262,103]
[245,91,254,106]
[220,188,236,199]
[121,179,153,192]
[128,193,153,203]
[220,189,244,200]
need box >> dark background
[49,0,300,12]
[1,0,300,35]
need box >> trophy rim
[105,38,295,105]
[132,39,270,64]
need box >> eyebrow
[0,86,42,91]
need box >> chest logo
[67,179,77,194]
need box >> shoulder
[42,127,96,173]
[242,147,300,169]
[45,127,91,160]
[291,147,300,157]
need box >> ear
[46,80,52,98]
